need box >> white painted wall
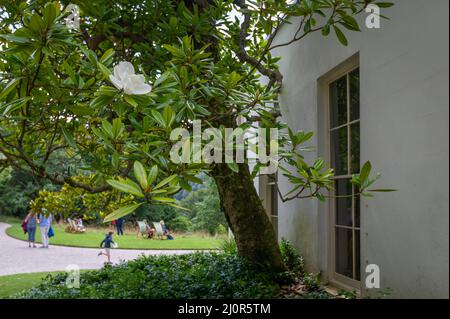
[271,0,449,298]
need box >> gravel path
[0,222,195,276]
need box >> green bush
[15,240,334,299]
[170,215,192,232]
[219,237,238,255]
[15,253,280,299]
[279,238,305,277]
[214,224,227,235]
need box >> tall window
[268,174,278,239]
[329,68,360,281]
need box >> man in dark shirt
[116,217,124,236]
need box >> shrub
[214,224,227,235]
[279,238,305,276]
[15,253,280,299]
[219,237,237,255]
[169,215,192,232]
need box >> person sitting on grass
[76,217,86,232]
[160,220,174,240]
[147,226,156,238]
[98,231,115,264]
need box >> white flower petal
[109,74,123,90]
[110,61,150,95]
[128,83,152,95]
[115,61,135,81]
[128,74,145,85]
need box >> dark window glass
[271,185,278,218]
[350,69,360,121]
[355,230,361,280]
[355,192,360,228]
[350,122,360,173]
[335,227,353,278]
[332,127,348,175]
[330,75,347,127]
[336,179,352,226]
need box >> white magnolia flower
[109,61,152,95]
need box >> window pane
[350,68,359,121]
[350,122,360,173]
[355,193,360,228]
[335,227,353,278]
[330,75,347,127]
[271,184,278,217]
[336,179,352,226]
[332,126,348,175]
[355,230,361,280]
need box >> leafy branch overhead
[0,0,394,224]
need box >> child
[98,231,115,264]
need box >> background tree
[0,0,392,272]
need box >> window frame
[321,55,361,291]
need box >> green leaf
[42,2,57,27]
[153,71,171,88]
[1,97,30,115]
[154,175,178,190]
[103,203,142,223]
[90,95,114,109]
[97,62,111,79]
[61,126,77,149]
[166,203,190,211]
[333,26,348,46]
[227,162,239,173]
[107,179,144,197]
[0,78,20,101]
[359,161,372,185]
[179,179,192,191]
[100,48,115,63]
[151,109,166,127]
[340,15,360,31]
[152,197,176,203]
[183,174,203,184]
[147,165,158,186]
[0,34,31,44]
[375,2,394,8]
[133,161,148,190]
[124,95,138,107]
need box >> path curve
[0,222,195,276]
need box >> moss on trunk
[212,162,286,273]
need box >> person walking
[24,210,37,248]
[38,211,52,248]
[116,217,124,236]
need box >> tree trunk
[211,162,286,273]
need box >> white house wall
[271,0,449,298]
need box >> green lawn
[4,219,223,250]
[0,270,91,298]
[0,271,60,298]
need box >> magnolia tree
[0,0,393,272]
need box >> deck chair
[137,221,149,238]
[65,218,86,233]
[152,222,165,240]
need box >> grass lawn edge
[3,223,220,251]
